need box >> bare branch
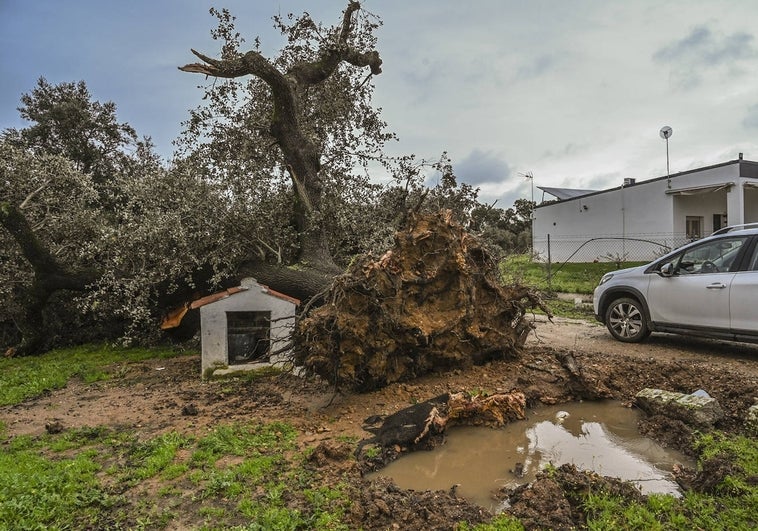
[338,1,361,45]
[344,49,382,75]
[256,236,283,263]
[19,182,49,210]
[179,49,249,78]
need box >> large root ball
[296,210,547,391]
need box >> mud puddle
[368,401,693,511]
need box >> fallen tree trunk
[296,210,549,391]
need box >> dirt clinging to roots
[296,210,548,391]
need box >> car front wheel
[605,297,650,343]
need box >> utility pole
[660,126,673,188]
[520,171,534,254]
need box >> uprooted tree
[2,2,544,360]
[296,210,549,392]
[179,3,550,386]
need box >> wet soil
[2,317,756,530]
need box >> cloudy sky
[2,1,758,207]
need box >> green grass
[694,432,758,496]
[127,431,193,482]
[579,432,758,530]
[0,344,187,406]
[501,254,645,295]
[0,428,116,530]
[0,418,352,530]
[457,514,525,530]
[539,297,596,320]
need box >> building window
[686,216,704,240]
[227,311,270,365]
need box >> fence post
[547,234,552,291]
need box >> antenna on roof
[518,171,534,205]
[659,126,673,188]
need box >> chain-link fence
[533,233,691,264]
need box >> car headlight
[598,273,614,286]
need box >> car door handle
[706,283,726,289]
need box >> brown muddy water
[367,401,693,511]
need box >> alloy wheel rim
[609,303,642,338]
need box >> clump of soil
[346,476,491,530]
[501,463,645,529]
[354,390,527,463]
[296,210,548,391]
[638,415,695,456]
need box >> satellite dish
[659,126,673,139]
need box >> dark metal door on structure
[227,311,271,364]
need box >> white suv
[593,224,758,343]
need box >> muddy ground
[2,317,757,529]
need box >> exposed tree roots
[296,210,549,391]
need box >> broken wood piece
[355,390,527,457]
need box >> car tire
[604,297,651,343]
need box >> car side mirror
[659,262,674,277]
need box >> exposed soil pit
[366,401,695,511]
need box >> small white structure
[194,278,299,378]
[533,155,758,262]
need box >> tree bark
[0,201,99,355]
[179,2,382,292]
[236,260,339,303]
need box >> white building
[533,155,758,263]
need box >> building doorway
[713,213,727,231]
[227,311,271,365]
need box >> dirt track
[530,315,758,377]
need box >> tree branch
[0,201,60,277]
[339,1,361,44]
[1,201,99,286]
[19,182,49,210]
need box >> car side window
[674,237,747,274]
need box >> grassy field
[0,346,354,530]
[500,254,646,295]
[0,414,350,529]
[1,346,757,529]
[0,344,183,407]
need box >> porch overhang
[665,182,734,195]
